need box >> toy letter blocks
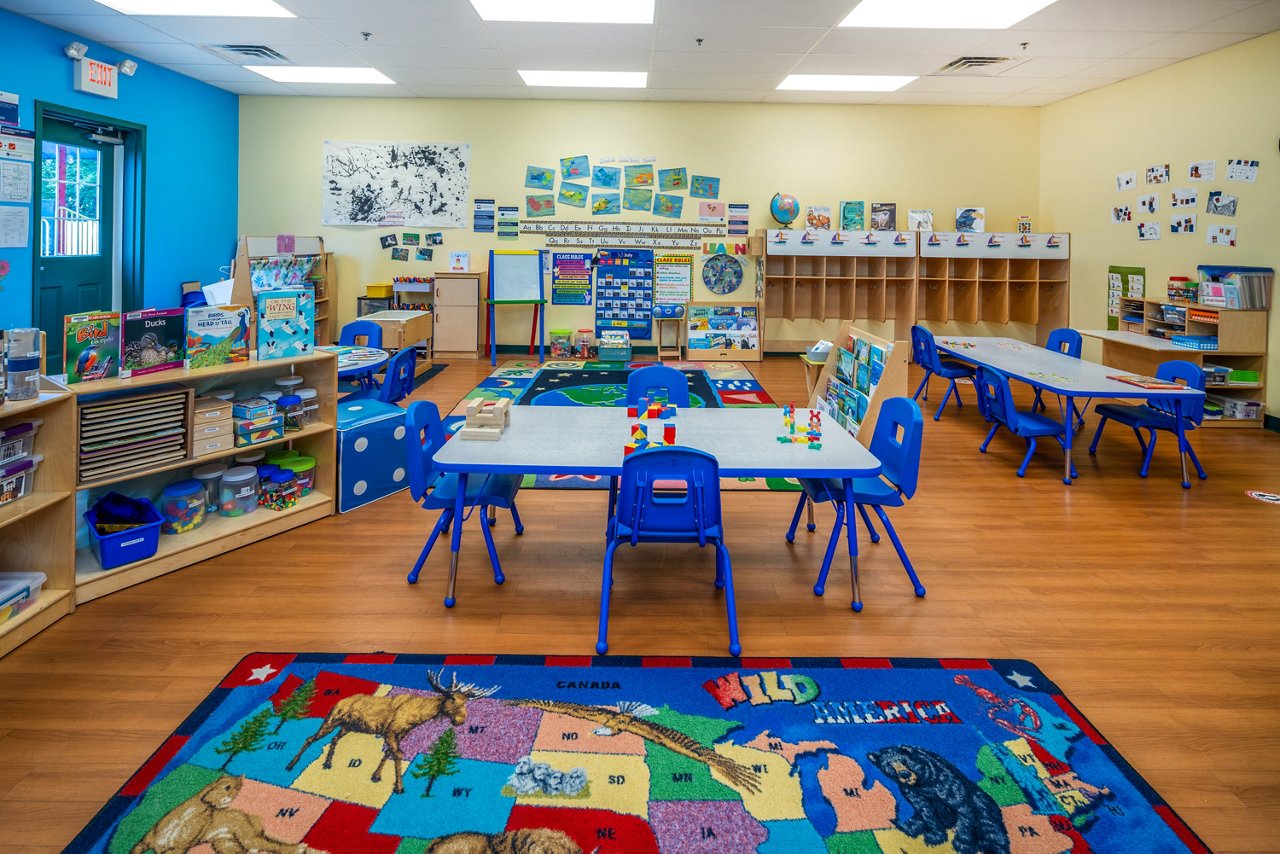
[336,399,408,512]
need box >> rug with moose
[73,654,1205,853]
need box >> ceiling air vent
[932,56,1029,77]
[203,44,292,64]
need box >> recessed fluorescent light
[777,74,916,92]
[839,0,1057,29]
[519,70,647,88]
[470,0,654,24]
[246,66,395,84]
[93,0,294,16]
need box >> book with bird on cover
[121,308,185,378]
[63,311,120,384]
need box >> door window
[40,141,101,257]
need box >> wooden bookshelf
[231,237,338,344]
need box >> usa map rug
[447,360,797,492]
[72,654,1204,853]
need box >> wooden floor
[2,355,1279,852]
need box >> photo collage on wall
[822,332,892,438]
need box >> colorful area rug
[74,654,1204,854]
[448,360,797,491]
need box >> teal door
[37,119,116,372]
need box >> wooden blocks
[458,398,511,441]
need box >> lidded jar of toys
[262,469,299,511]
[550,329,572,359]
[160,479,206,534]
[219,466,259,517]
[576,329,594,359]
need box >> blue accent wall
[0,9,238,328]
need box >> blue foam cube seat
[337,399,409,512]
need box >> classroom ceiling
[5,0,1280,105]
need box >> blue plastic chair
[599,447,739,656]
[342,347,417,406]
[403,401,525,607]
[1031,328,1086,428]
[339,320,385,390]
[1088,359,1207,483]
[626,364,692,408]
[910,325,976,421]
[785,397,926,612]
[975,366,1078,479]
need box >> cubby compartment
[949,280,979,324]
[980,281,1010,323]
[1038,259,1069,282]
[825,279,856,320]
[1008,258,1038,282]
[794,279,823,320]
[919,280,950,323]
[1009,283,1040,325]
[979,259,1008,281]
[948,257,978,281]
[857,256,886,278]
[829,256,857,278]
[794,256,825,278]
[921,257,949,279]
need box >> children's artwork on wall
[623,188,653,211]
[526,194,556,217]
[700,253,745,295]
[698,201,725,222]
[1188,160,1215,181]
[839,200,864,231]
[1137,193,1158,214]
[1170,187,1197,208]
[805,205,832,229]
[1115,170,1136,191]
[402,232,419,246]
[591,165,621,189]
[1206,225,1237,246]
[690,175,720,199]
[591,193,621,215]
[1205,191,1237,217]
[560,155,589,181]
[322,140,470,227]
[380,234,397,248]
[658,167,687,191]
[1137,221,1160,241]
[558,181,589,208]
[653,193,684,219]
[1226,158,1259,182]
[954,206,984,232]
[1111,204,1132,223]
[525,165,555,190]
[908,209,934,231]
[391,247,409,260]
[625,164,655,187]
[416,247,433,261]
[870,202,896,230]
[1145,163,1170,184]
[1170,214,1197,234]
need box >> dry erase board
[489,250,544,302]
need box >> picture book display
[685,303,759,354]
[64,311,121,384]
[256,290,315,361]
[822,330,893,439]
[185,305,251,369]
[122,308,185,378]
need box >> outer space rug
[446,360,799,492]
[71,654,1205,853]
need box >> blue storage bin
[83,501,163,570]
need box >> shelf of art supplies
[67,350,338,603]
[918,233,1070,346]
[230,237,338,345]
[0,379,77,658]
[761,229,918,345]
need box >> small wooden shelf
[62,350,336,396]
[0,491,67,532]
[0,588,73,658]
[0,391,65,420]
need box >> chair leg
[510,501,525,535]
[478,504,505,586]
[812,502,844,597]
[1088,415,1109,454]
[1185,440,1208,480]
[872,505,925,597]
[807,498,816,533]
[487,505,497,527]
[1139,427,1157,478]
[1032,387,1045,412]
[1017,437,1036,478]
[980,422,1000,453]
[716,542,742,657]
[856,503,880,543]
[606,476,618,539]
[934,380,956,421]
[407,509,452,584]
[1131,426,1148,457]
[714,541,725,589]
[785,492,807,543]
[596,541,622,654]
[912,370,932,402]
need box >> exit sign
[75,58,118,99]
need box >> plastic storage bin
[575,329,594,359]
[0,571,47,626]
[0,419,41,464]
[219,466,260,517]
[297,388,319,426]
[160,479,207,535]
[278,394,305,431]
[84,501,162,570]
[550,329,572,359]
[192,464,226,508]
[282,456,317,497]
[262,470,299,511]
[275,375,305,393]
[0,454,41,509]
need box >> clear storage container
[262,469,299,511]
[160,479,207,535]
[192,463,226,509]
[0,419,41,464]
[0,571,47,626]
[297,388,319,426]
[219,466,260,517]
[0,454,41,510]
[282,456,317,497]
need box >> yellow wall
[238,98,1040,347]
[1040,31,1280,414]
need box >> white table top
[363,310,431,321]
[935,336,1204,399]
[1079,329,1191,351]
[433,406,882,479]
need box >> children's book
[1107,374,1186,390]
[870,202,897,231]
[255,290,315,361]
[121,308,185,378]
[64,311,121,384]
[185,305,251,369]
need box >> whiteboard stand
[488,250,547,366]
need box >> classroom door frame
[31,101,147,328]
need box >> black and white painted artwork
[322,140,471,227]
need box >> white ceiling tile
[1070,56,1176,77]
[875,92,1005,106]
[900,75,1049,94]
[657,0,854,28]
[811,28,1001,56]
[282,83,420,97]
[308,18,497,49]
[646,90,765,103]
[1124,31,1253,58]
[157,62,277,83]
[991,92,1067,107]
[654,25,827,53]
[378,67,523,87]
[278,0,481,20]
[975,29,1172,57]
[229,43,366,65]
[647,71,784,90]
[528,87,648,101]
[1012,0,1257,32]
[790,54,953,76]
[0,0,112,14]
[486,22,656,52]
[1193,1,1280,33]
[29,12,177,43]
[1026,77,1121,94]
[994,55,1101,77]
[347,46,510,69]
[214,80,301,96]
[649,51,804,73]
[403,85,532,99]
[500,50,651,72]
[104,41,222,64]
[763,90,887,104]
[136,16,337,45]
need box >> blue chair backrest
[615,447,721,545]
[975,366,1020,430]
[1044,328,1082,358]
[379,347,417,405]
[405,400,447,501]
[867,397,925,499]
[1151,360,1206,424]
[339,320,384,349]
[910,325,936,370]
[626,364,691,407]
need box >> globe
[770,192,800,225]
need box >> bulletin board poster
[654,254,693,305]
[1107,265,1146,330]
[594,248,654,339]
[686,303,759,353]
[551,252,593,305]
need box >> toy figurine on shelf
[458,398,512,441]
